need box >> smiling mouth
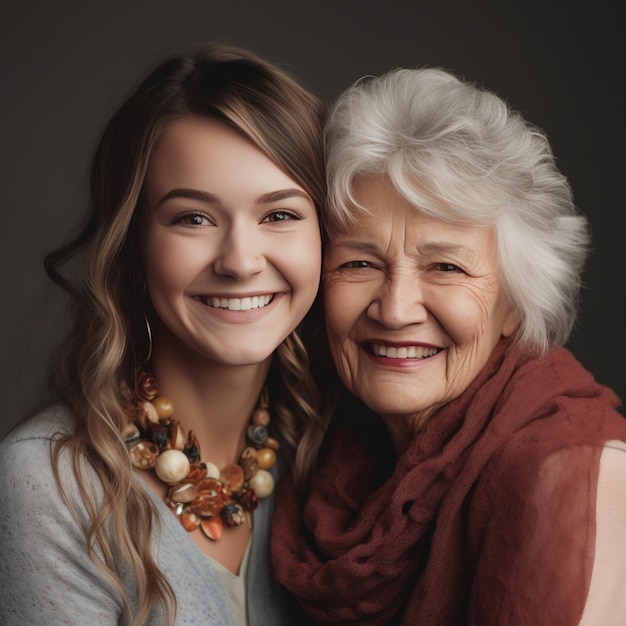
[198,294,275,311]
[370,344,440,359]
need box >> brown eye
[262,210,299,223]
[173,212,211,226]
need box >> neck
[381,410,433,455]
[149,337,272,468]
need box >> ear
[501,306,520,338]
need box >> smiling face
[323,174,518,433]
[140,116,321,367]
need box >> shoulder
[574,441,626,623]
[1,402,76,450]
[0,405,125,622]
[0,402,75,479]
[0,402,99,526]
[469,420,622,540]
[593,440,626,539]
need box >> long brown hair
[45,41,328,625]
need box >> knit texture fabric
[272,341,626,625]
[0,403,292,625]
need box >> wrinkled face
[140,116,321,366]
[323,174,518,428]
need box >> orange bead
[201,516,224,541]
[180,510,201,532]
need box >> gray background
[1,0,623,437]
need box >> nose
[212,223,266,280]
[367,269,427,329]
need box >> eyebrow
[330,239,471,257]
[257,189,312,204]
[330,240,381,253]
[156,187,311,208]
[156,188,217,207]
[417,242,468,256]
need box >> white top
[209,539,253,626]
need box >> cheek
[284,234,322,296]
[434,287,510,349]
[323,283,361,357]
[143,240,198,294]
[430,289,487,340]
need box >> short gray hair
[324,66,590,354]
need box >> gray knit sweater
[0,403,291,625]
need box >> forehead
[149,116,253,168]
[329,174,498,258]
[144,116,305,201]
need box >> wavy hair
[324,67,590,353]
[45,42,328,624]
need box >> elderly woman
[272,67,626,625]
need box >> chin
[359,393,428,418]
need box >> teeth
[206,295,273,311]
[372,344,438,359]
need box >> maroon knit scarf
[272,342,625,624]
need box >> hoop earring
[142,311,153,365]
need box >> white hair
[324,67,590,354]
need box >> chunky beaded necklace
[124,369,279,540]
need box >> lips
[370,343,440,359]
[198,294,274,311]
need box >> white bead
[249,469,274,498]
[154,449,190,484]
[143,401,159,424]
[205,462,220,480]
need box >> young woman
[0,42,327,625]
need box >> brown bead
[185,430,200,455]
[235,487,259,511]
[152,396,174,420]
[186,463,208,484]
[264,436,280,451]
[240,446,258,461]
[132,403,151,431]
[240,456,260,481]
[222,502,246,527]
[219,464,244,494]
[251,408,270,426]
[257,447,277,470]
[168,419,186,451]
[122,400,142,424]
[190,493,225,518]
[129,441,159,469]
[136,371,159,402]
[165,498,184,516]
[196,477,223,497]
[168,482,199,504]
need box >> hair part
[324,66,590,353]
